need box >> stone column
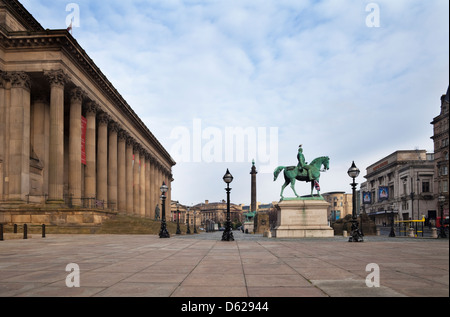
[149,157,156,219]
[167,171,172,210]
[139,148,146,217]
[133,144,140,215]
[108,122,119,210]
[83,102,98,201]
[8,72,31,201]
[125,137,134,214]
[153,162,160,218]
[31,95,50,197]
[145,154,151,218]
[68,87,85,206]
[45,70,68,203]
[0,73,6,200]
[117,130,127,212]
[96,112,110,207]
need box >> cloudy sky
[21,0,449,206]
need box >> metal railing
[395,217,425,237]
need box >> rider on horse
[297,145,313,181]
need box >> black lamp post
[176,201,181,235]
[389,203,396,237]
[348,161,363,242]
[222,169,234,241]
[438,194,447,238]
[186,207,191,234]
[159,181,170,238]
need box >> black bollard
[14,224,17,233]
[0,224,3,241]
[23,224,27,240]
[42,224,46,238]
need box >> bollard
[408,227,415,237]
[376,228,380,236]
[0,224,3,241]
[23,224,28,239]
[431,227,438,239]
[14,224,17,233]
[42,224,46,238]
[343,230,348,237]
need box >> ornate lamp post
[389,203,396,237]
[176,201,181,235]
[222,169,235,241]
[348,162,363,242]
[186,207,191,234]
[438,194,447,238]
[159,182,170,238]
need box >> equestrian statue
[274,145,330,200]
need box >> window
[441,180,448,193]
[422,181,430,193]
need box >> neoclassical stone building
[0,0,175,225]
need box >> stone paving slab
[0,231,448,302]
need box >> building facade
[194,200,243,229]
[0,0,175,225]
[430,87,449,218]
[322,191,353,223]
[361,150,436,225]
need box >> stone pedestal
[272,198,334,238]
[255,212,270,234]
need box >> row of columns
[1,70,172,217]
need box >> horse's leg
[280,181,289,199]
[290,178,299,197]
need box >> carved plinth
[272,199,334,238]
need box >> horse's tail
[273,166,285,181]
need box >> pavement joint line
[255,240,331,297]
[167,239,218,297]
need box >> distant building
[361,150,437,225]
[430,87,449,217]
[193,200,243,228]
[322,192,353,222]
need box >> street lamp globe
[223,169,234,184]
[160,182,168,194]
[347,161,360,179]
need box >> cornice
[0,0,44,32]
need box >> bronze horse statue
[274,156,330,199]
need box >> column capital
[44,69,70,88]
[126,136,135,147]
[133,143,142,154]
[118,129,128,141]
[9,71,31,90]
[97,112,111,126]
[84,101,100,114]
[139,147,147,157]
[109,121,120,133]
[70,87,86,103]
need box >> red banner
[81,116,87,165]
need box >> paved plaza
[0,231,448,299]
